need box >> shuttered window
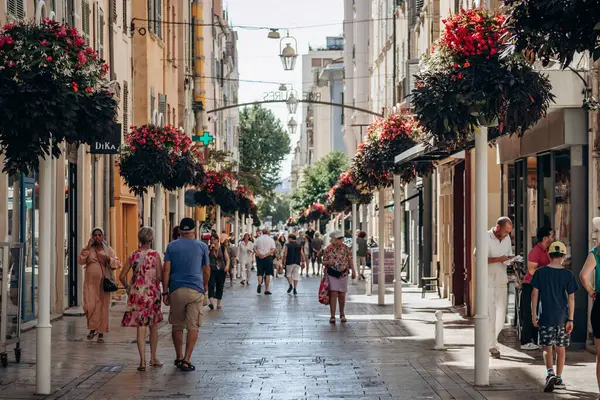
[123,81,129,136]
[150,88,156,122]
[111,0,117,24]
[155,0,162,39]
[82,0,91,46]
[7,0,25,19]
[147,0,153,33]
[158,94,167,124]
[52,0,67,23]
[99,8,105,59]
[122,0,128,33]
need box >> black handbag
[327,267,344,278]
[103,276,118,292]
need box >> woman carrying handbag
[78,227,120,343]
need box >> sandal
[329,317,336,324]
[87,331,97,340]
[150,360,163,367]
[179,360,196,372]
[137,362,146,371]
[174,359,183,368]
[340,316,347,323]
[97,334,105,343]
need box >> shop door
[452,162,466,306]
[20,175,37,321]
[67,162,78,307]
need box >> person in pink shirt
[520,227,554,350]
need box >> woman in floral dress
[120,227,163,371]
[322,231,356,324]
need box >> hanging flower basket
[250,203,260,227]
[351,113,433,191]
[286,216,299,227]
[194,170,238,213]
[410,8,554,151]
[0,19,117,174]
[326,169,373,213]
[307,202,329,221]
[236,185,254,216]
[504,0,600,68]
[118,124,200,195]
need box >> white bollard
[434,310,445,350]
[366,273,372,296]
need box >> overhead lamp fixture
[279,33,298,71]
[286,92,298,114]
[268,29,280,39]
[278,83,287,91]
[288,117,298,135]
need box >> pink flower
[77,51,87,65]
[39,39,49,46]
[85,87,93,93]
[45,56,53,62]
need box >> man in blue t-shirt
[162,218,210,372]
[531,241,579,393]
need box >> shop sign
[262,90,321,102]
[371,248,396,284]
[90,124,121,154]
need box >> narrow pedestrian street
[0,275,598,400]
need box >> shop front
[497,107,589,345]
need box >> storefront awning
[394,143,463,165]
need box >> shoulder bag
[101,246,119,293]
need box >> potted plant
[0,19,117,174]
[410,8,554,150]
[118,124,200,195]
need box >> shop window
[554,151,571,262]
[514,160,526,257]
[538,154,553,232]
[526,157,537,253]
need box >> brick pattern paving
[1,272,599,399]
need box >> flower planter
[411,8,554,151]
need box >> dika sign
[90,123,122,155]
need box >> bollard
[434,310,445,350]
[366,274,372,296]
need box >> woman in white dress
[238,233,254,286]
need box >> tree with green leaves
[257,194,291,225]
[239,105,291,197]
[291,151,349,212]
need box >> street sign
[90,123,122,154]
[192,131,214,146]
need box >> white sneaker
[521,342,540,350]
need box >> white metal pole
[378,190,385,305]
[234,211,239,241]
[216,206,221,234]
[474,126,489,386]
[178,188,185,221]
[393,175,403,319]
[351,202,358,282]
[154,185,163,253]
[37,157,52,395]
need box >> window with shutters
[98,8,105,60]
[147,0,153,33]
[52,0,67,23]
[158,94,167,123]
[166,0,171,59]
[82,0,91,45]
[150,88,155,122]
[7,0,25,19]
[154,0,162,39]
[122,0,128,33]
[111,0,117,24]
[123,81,129,136]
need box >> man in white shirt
[486,216,514,359]
[254,228,276,295]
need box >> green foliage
[239,105,291,196]
[257,194,290,225]
[505,0,600,68]
[291,151,349,212]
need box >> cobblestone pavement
[1,271,600,399]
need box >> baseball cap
[548,241,567,256]
[329,230,344,239]
[179,218,196,233]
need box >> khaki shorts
[169,287,204,331]
[287,264,300,281]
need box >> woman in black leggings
[208,234,229,310]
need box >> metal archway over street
[205,99,384,117]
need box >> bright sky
[226,0,344,180]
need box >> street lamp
[278,83,287,91]
[268,29,280,39]
[279,33,298,71]
[286,92,298,114]
[287,117,298,134]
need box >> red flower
[71,82,79,92]
[45,56,53,62]
[85,87,93,93]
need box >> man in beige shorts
[162,218,210,372]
